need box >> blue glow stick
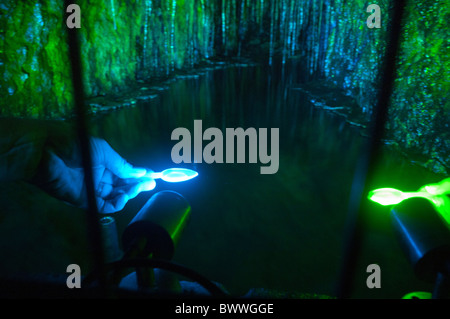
[147,168,198,183]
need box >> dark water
[0,58,444,298]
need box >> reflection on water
[0,58,443,298]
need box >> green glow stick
[418,178,450,196]
[368,177,450,225]
[367,188,434,206]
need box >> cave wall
[1,0,71,118]
[0,0,448,173]
[0,0,220,118]
[318,0,449,174]
[388,1,449,174]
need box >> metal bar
[64,0,107,293]
[336,0,407,299]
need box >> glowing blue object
[148,168,198,183]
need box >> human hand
[32,137,155,213]
[419,177,450,196]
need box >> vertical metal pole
[336,0,407,299]
[64,0,107,294]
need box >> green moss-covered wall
[388,1,449,174]
[0,0,266,119]
[0,0,218,119]
[79,0,144,97]
[322,0,390,114]
[317,0,449,174]
[0,0,448,173]
[1,1,72,118]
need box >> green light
[368,188,434,206]
[402,291,432,299]
[418,178,450,196]
[368,177,450,225]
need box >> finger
[96,179,155,213]
[139,179,157,192]
[96,169,114,198]
[97,194,129,214]
[97,181,114,199]
[134,179,157,195]
[114,176,154,187]
[109,179,156,200]
[142,169,155,178]
[92,138,147,179]
[116,163,147,179]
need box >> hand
[32,137,155,213]
[420,178,450,196]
